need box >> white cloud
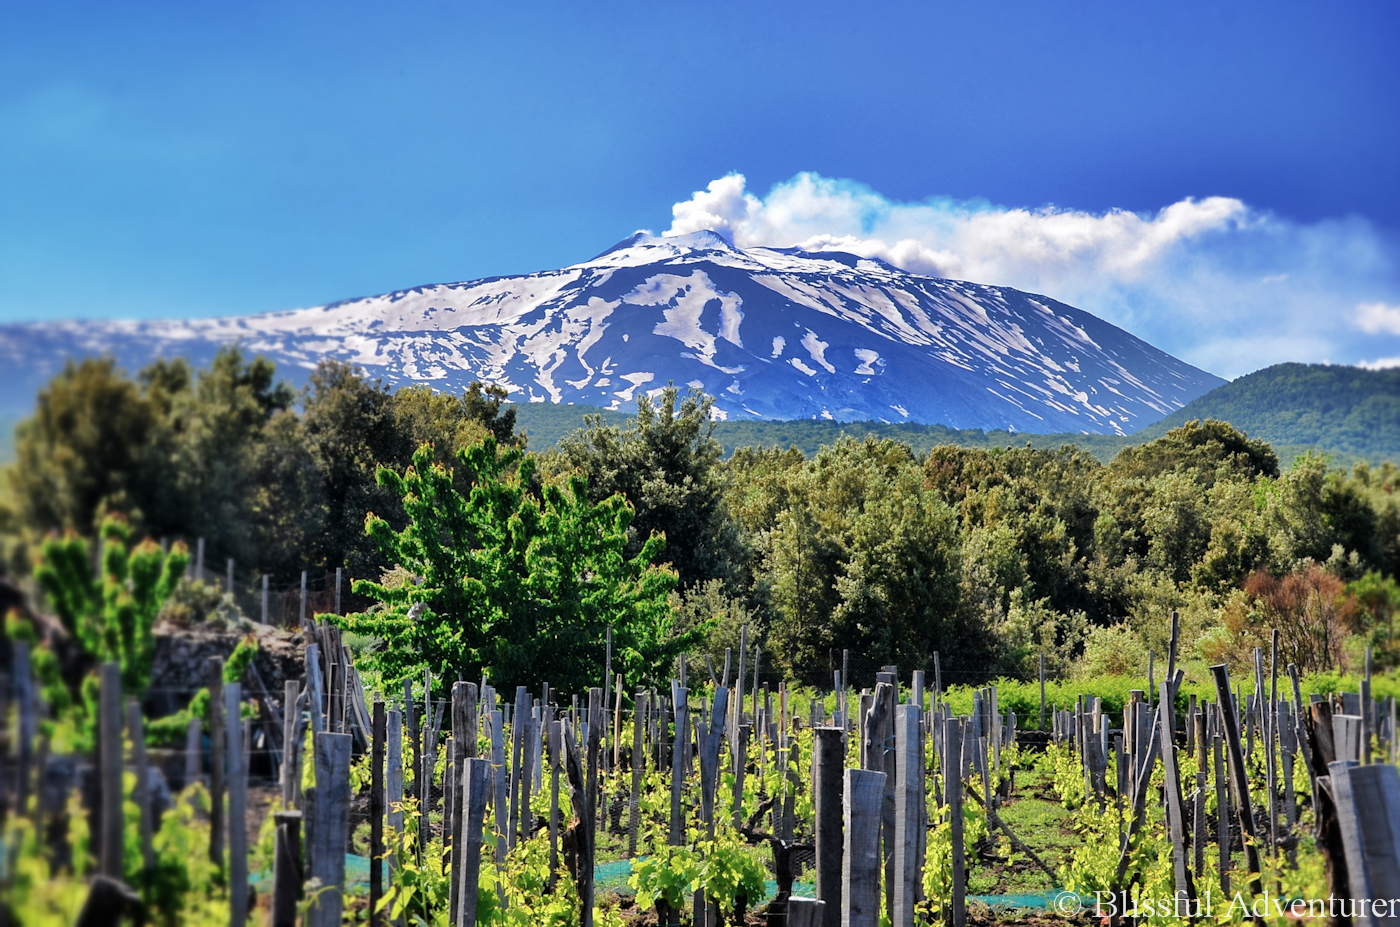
[668,175,760,241]
[665,173,1400,378]
[1354,302,1400,335]
[1358,356,1400,370]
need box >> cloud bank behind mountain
[665,173,1400,378]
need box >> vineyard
[1,402,1397,926]
[4,548,1399,926]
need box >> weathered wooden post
[893,704,922,927]
[99,663,124,879]
[670,683,688,847]
[490,709,507,866]
[603,628,613,770]
[698,686,730,838]
[308,731,351,927]
[945,718,966,927]
[387,707,404,859]
[307,644,326,735]
[789,898,827,927]
[1265,632,1280,855]
[371,699,386,927]
[1039,653,1046,730]
[752,648,763,727]
[404,677,418,802]
[208,655,226,869]
[628,688,648,857]
[814,726,844,927]
[184,715,201,792]
[1157,682,1195,902]
[271,810,303,927]
[13,641,34,816]
[227,684,249,927]
[843,768,885,927]
[731,719,750,831]
[1328,760,1400,927]
[736,625,749,723]
[1279,699,1298,829]
[508,686,527,848]
[1192,704,1208,876]
[421,670,435,857]
[1211,664,1262,893]
[456,758,492,927]
[582,688,603,927]
[283,680,301,808]
[448,681,477,920]
[548,717,561,887]
[864,679,895,921]
[125,698,155,873]
[613,672,624,772]
[1213,729,1230,895]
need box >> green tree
[551,386,742,589]
[299,361,408,579]
[1108,419,1279,486]
[830,465,964,677]
[299,363,522,580]
[756,438,968,683]
[336,436,687,692]
[8,357,174,540]
[166,347,296,570]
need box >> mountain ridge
[0,232,1224,434]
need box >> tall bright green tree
[336,436,690,693]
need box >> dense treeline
[4,350,1398,688]
[510,400,1136,463]
[0,351,518,584]
[511,360,1400,467]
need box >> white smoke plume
[667,173,1400,378]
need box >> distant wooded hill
[1136,363,1399,460]
[512,363,1400,467]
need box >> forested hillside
[1139,362,1400,460]
[4,351,1397,690]
[514,368,1399,468]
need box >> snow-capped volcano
[0,231,1223,433]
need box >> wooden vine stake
[455,758,492,927]
[842,768,886,927]
[98,663,124,880]
[227,684,249,927]
[1211,663,1263,895]
[307,732,352,927]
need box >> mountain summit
[0,233,1223,433]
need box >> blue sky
[1,1,1398,375]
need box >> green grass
[967,758,1080,896]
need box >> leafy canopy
[336,436,689,693]
[550,385,741,590]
